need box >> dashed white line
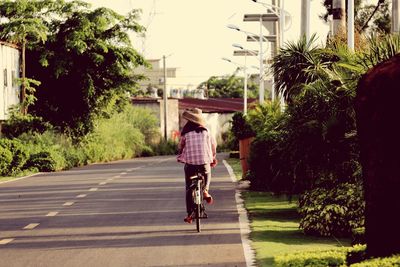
[120,172,127,175]
[23,223,40,230]
[99,182,107,185]
[63,202,74,206]
[46,212,58,217]
[89,188,98,192]
[0,238,14,245]
[76,194,87,198]
[113,175,121,178]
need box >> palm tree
[271,34,338,104]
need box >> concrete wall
[132,98,180,141]
[0,43,20,120]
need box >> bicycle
[189,172,208,232]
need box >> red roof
[179,98,257,113]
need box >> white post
[393,0,400,33]
[259,16,265,104]
[332,0,346,36]
[348,0,355,50]
[280,0,285,47]
[301,0,310,41]
[244,54,248,115]
[163,55,168,140]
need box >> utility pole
[332,0,346,36]
[393,0,400,33]
[348,0,355,50]
[301,0,310,41]
[163,55,167,141]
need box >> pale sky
[85,0,331,88]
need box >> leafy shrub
[1,111,51,138]
[151,139,178,156]
[350,254,400,267]
[347,244,367,265]
[82,111,146,163]
[275,248,347,267]
[25,151,57,172]
[140,145,155,157]
[0,138,29,175]
[231,112,255,140]
[299,182,365,237]
[351,227,365,246]
[17,131,68,171]
[0,145,13,176]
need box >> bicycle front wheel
[196,203,201,232]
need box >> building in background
[0,41,20,121]
[136,58,177,97]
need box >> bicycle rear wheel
[196,203,201,232]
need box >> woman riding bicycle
[177,108,217,224]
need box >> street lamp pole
[222,57,248,114]
[228,24,267,103]
[163,55,168,141]
[348,0,355,50]
[259,16,265,103]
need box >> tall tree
[27,4,146,136]
[0,0,54,113]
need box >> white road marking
[76,194,87,198]
[120,172,127,175]
[113,175,121,178]
[0,238,14,245]
[46,212,58,217]
[107,178,113,181]
[99,182,107,185]
[89,188,98,191]
[23,223,39,230]
[223,159,256,267]
[63,202,74,206]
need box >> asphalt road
[0,155,248,267]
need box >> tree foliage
[321,0,390,34]
[198,73,258,98]
[25,3,146,136]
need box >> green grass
[223,157,352,266]
[225,157,243,180]
[243,191,351,266]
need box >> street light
[250,0,292,49]
[222,57,249,114]
[227,24,270,103]
[228,24,277,102]
[251,0,291,108]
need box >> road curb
[0,172,43,185]
[223,160,256,267]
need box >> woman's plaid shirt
[177,129,216,165]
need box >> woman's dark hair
[181,121,207,136]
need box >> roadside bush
[151,139,178,156]
[17,131,68,171]
[0,138,29,175]
[128,106,161,145]
[351,227,366,246]
[298,182,365,237]
[347,244,367,265]
[231,112,255,140]
[350,254,400,267]
[0,145,13,176]
[82,108,147,163]
[25,151,57,172]
[1,111,52,138]
[275,248,347,267]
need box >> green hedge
[298,182,365,237]
[275,248,347,267]
[350,255,400,267]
